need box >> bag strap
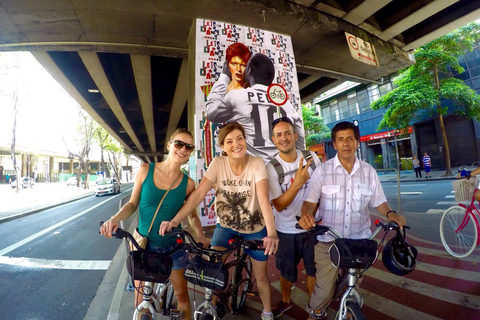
[269,150,316,185]
[146,173,183,237]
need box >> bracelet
[386,210,396,219]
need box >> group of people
[100,120,405,320]
[413,152,432,179]
[100,42,406,320]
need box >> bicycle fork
[337,269,363,319]
[194,287,219,320]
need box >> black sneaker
[271,301,293,318]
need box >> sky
[0,52,80,155]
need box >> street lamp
[353,120,362,161]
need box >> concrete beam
[299,75,321,90]
[165,59,189,153]
[131,54,155,154]
[79,52,144,152]
[344,0,392,26]
[31,51,132,153]
[379,0,460,41]
[403,8,480,51]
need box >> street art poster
[193,19,303,226]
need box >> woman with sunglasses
[100,128,207,320]
[160,122,279,320]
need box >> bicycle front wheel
[162,283,175,315]
[335,302,366,320]
[230,259,252,314]
[440,205,478,258]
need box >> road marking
[401,184,427,187]
[400,192,423,195]
[0,197,112,256]
[445,195,455,198]
[436,201,459,205]
[426,209,445,214]
[0,256,110,270]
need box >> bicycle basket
[329,238,378,269]
[126,250,173,283]
[452,177,478,202]
[184,255,228,291]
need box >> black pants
[415,167,422,178]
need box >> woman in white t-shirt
[160,122,279,320]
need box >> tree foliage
[302,104,331,148]
[371,22,480,175]
[64,107,96,189]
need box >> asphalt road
[0,190,130,320]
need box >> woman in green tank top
[100,128,207,320]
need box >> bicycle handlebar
[99,221,185,254]
[295,220,409,241]
[167,228,264,260]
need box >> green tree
[302,104,331,148]
[105,137,124,181]
[371,22,480,176]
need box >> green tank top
[138,163,188,247]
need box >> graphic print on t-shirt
[215,179,264,231]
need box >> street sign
[345,32,379,67]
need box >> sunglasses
[271,117,293,129]
[218,121,239,130]
[169,140,195,152]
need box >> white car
[95,178,120,196]
[10,177,35,189]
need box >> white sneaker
[261,311,274,320]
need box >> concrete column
[381,139,388,169]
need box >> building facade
[312,46,480,171]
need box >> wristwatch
[386,210,396,218]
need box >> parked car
[95,178,120,196]
[66,177,84,187]
[10,177,35,189]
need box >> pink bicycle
[440,171,480,258]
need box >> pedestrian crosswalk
[236,219,480,320]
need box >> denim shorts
[146,243,188,270]
[210,224,268,261]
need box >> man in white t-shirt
[266,117,321,318]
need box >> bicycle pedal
[169,309,183,320]
[246,290,258,296]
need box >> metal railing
[376,168,401,213]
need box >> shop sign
[360,127,412,142]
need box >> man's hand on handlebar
[387,212,406,229]
[100,217,119,238]
[298,213,316,230]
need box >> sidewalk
[0,182,96,223]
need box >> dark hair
[169,128,193,141]
[331,121,360,143]
[218,122,246,153]
[245,53,274,86]
[226,43,251,64]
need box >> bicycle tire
[162,283,175,315]
[335,301,366,320]
[440,205,478,258]
[229,258,252,314]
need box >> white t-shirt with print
[266,150,321,234]
[204,155,268,234]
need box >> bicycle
[298,220,413,320]
[169,228,264,320]
[440,168,480,258]
[99,222,183,320]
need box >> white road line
[436,201,459,205]
[426,209,445,214]
[401,192,423,195]
[402,184,427,187]
[0,256,110,270]
[445,195,455,198]
[0,197,112,256]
